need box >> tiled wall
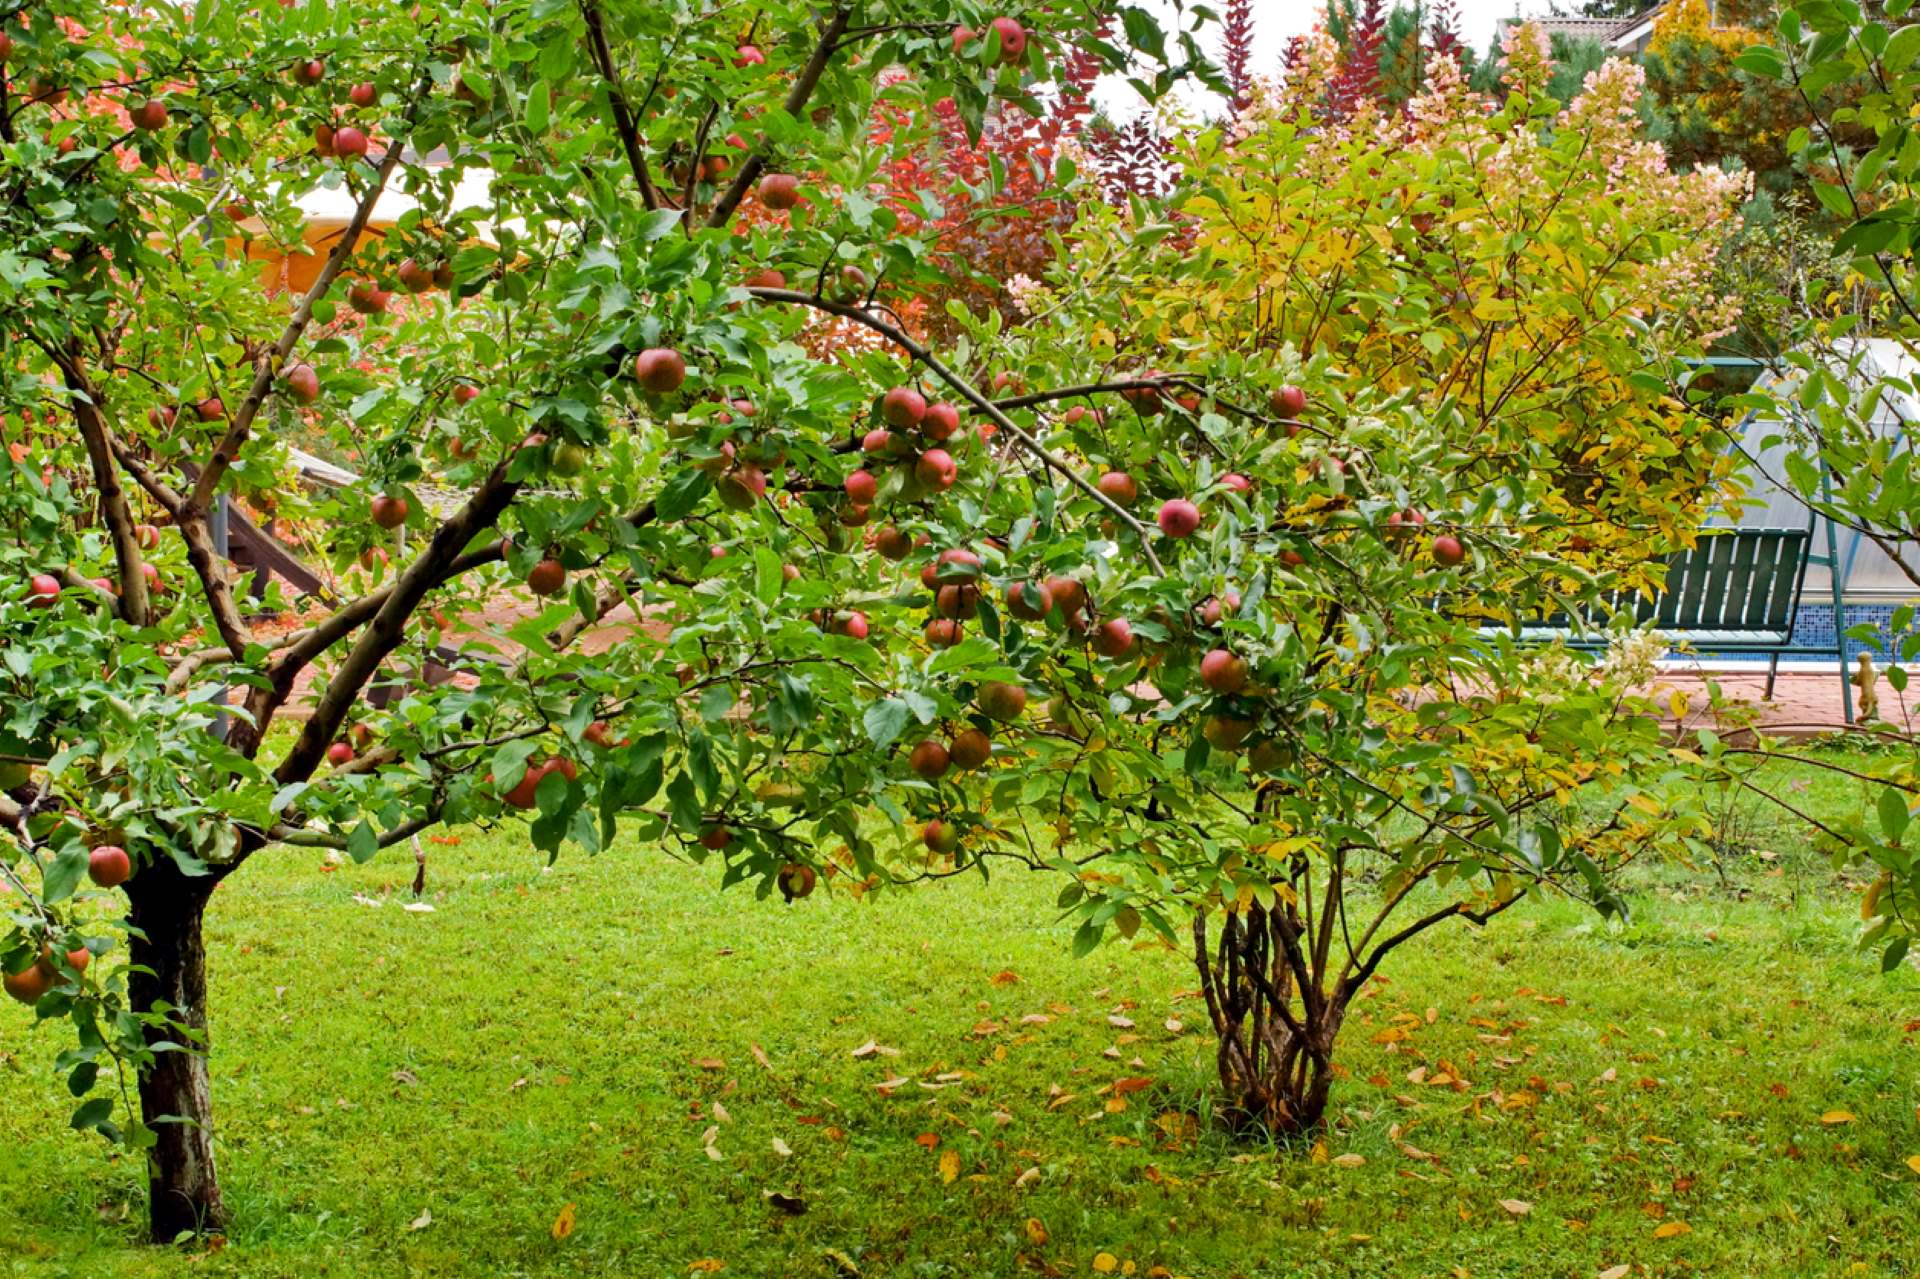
[1763,603,1918,663]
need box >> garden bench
[1482,525,1830,699]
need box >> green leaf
[1071,918,1103,958]
[69,1097,113,1132]
[1813,181,1855,218]
[42,845,87,904]
[1733,45,1787,78]
[1879,786,1911,841]
[348,820,379,864]
[1882,935,1910,973]
[526,79,551,135]
[653,469,711,521]
[863,698,910,749]
[638,208,683,242]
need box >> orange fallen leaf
[1653,1221,1691,1239]
[915,1132,940,1149]
[687,1262,725,1275]
[1113,1076,1154,1096]
[990,969,1019,985]
[550,1202,576,1240]
[692,1057,725,1071]
[1024,1217,1048,1245]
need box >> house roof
[1499,5,1665,50]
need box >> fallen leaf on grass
[750,1043,773,1071]
[692,1057,726,1071]
[1498,1199,1531,1217]
[1906,1154,1920,1175]
[1107,1014,1135,1029]
[1164,1017,1183,1033]
[851,1040,900,1059]
[402,902,435,913]
[1093,1253,1120,1274]
[1820,1110,1854,1125]
[1332,1153,1366,1168]
[762,1189,806,1215]
[874,1076,910,1094]
[1014,1165,1040,1188]
[1113,1076,1154,1096]
[1653,1221,1691,1239]
[915,1132,941,1149]
[822,1250,859,1276]
[711,1101,731,1124]
[408,1208,432,1231]
[990,969,1019,985]
[771,1137,792,1158]
[938,1149,960,1184]
[687,1261,725,1275]
[1024,1217,1048,1245]
[1597,1266,1630,1279]
[550,1202,575,1240]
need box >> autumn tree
[0,0,1211,1239]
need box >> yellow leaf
[687,1262,726,1275]
[1652,1220,1691,1239]
[1025,1217,1049,1245]
[1820,1110,1855,1125]
[938,1149,960,1184]
[1668,689,1689,720]
[550,1202,576,1240]
[1332,1153,1366,1168]
[1498,1198,1531,1216]
[1093,1253,1120,1274]
[1906,1154,1920,1175]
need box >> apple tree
[892,46,1758,1130]
[0,0,1216,1240]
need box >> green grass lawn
[3,749,1919,1278]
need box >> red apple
[129,98,168,130]
[1004,579,1052,621]
[778,862,816,900]
[933,547,982,584]
[370,495,408,529]
[292,58,326,86]
[1092,617,1134,659]
[874,526,912,560]
[452,382,479,405]
[915,448,956,491]
[734,44,766,67]
[349,81,376,107]
[882,386,927,428]
[633,348,687,394]
[834,610,869,640]
[1271,384,1307,417]
[978,681,1027,721]
[923,819,960,854]
[1043,575,1085,615]
[1157,499,1201,538]
[28,573,60,601]
[285,362,321,403]
[1200,648,1248,694]
[745,268,787,289]
[349,282,391,314]
[1386,508,1427,539]
[195,397,225,422]
[908,740,951,779]
[331,125,369,158]
[989,16,1028,63]
[949,728,992,771]
[134,524,160,550]
[4,961,55,1006]
[1220,473,1250,494]
[87,845,131,888]
[1431,534,1466,567]
[527,558,566,596]
[921,402,960,440]
[1097,471,1137,504]
[396,258,435,293]
[844,469,879,505]
[1200,591,1241,626]
[326,741,354,767]
[759,174,801,210]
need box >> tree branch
[581,0,664,212]
[706,7,852,229]
[747,286,1167,573]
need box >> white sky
[1091,0,1555,117]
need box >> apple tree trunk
[1193,904,1343,1138]
[125,859,228,1241]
